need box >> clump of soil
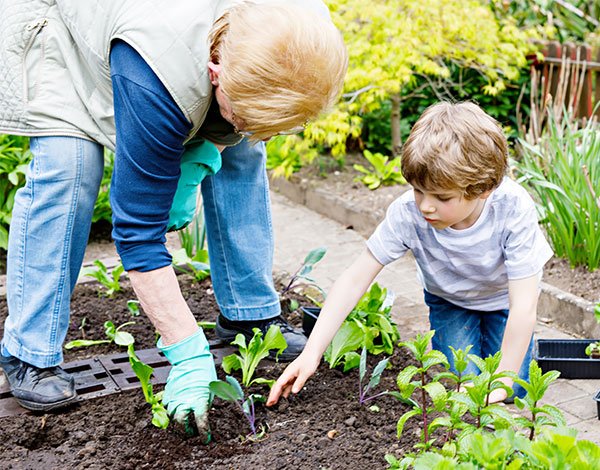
[0,276,419,469]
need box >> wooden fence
[532,41,600,119]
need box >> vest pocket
[22,18,48,103]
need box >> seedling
[324,320,364,371]
[64,320,135,349]
[358,347,390,405]
[353,149,405,190]
[209,376,266,438]
[171,247,210,282]
[513,360,565,440]
[127,300,140,317]
[585,303,600,358]
[222,325,287,388]
[347,282,400,355]
[127,344,169,429]
[80,260,125,297]
[280,246,327,300]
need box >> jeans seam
[206,177,238,308]
[48,139,82,353]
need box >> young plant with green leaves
[127,344,169,429]
[347,282,400,355]
[513,360,566,440]
[324,319,365,371]
[127,300,141,317]
[514,106,600,270]
[222,325,287,388]
[92,150,114,224]
[64,320,135,350]
[585,303,600,358]
[80,260,125,297]
[209,376,266,438]
[358,347,390,405]
[353,150,405,190]
[280,246,327,303]
[171,247,210,283]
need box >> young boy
[267,102,553,406]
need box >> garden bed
[0,276,418,469]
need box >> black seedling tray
[301,306,321,337]
[594,390,600,420]
[535,339,600,379]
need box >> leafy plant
[358,347,390,405]
[92,149,114,224]
[221,325,287,388]
[171,247,210,283]
[585,303,600,358]
[353,150,405,190]
[280,246,327,299]
[324,320,364,371]
[209,375,266,438]
[127,344,169,429]
[80,260,125,297]
[64,320,135,349]
[127,300,141,317]
[514,106,600,271]
[178,208,206,259]
[347,282,400,355]
[513,360,566,440]
[0,134,31,250]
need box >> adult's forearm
[128,265,198,346]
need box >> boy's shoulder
[490,177,534,209]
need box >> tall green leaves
[515,107,600,270]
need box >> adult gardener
[0,0,347,441]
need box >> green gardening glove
[158,329,217,441]
[167,139,221,232]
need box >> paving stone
[571,418,600,443]
[556,395,599,421]
[540,379,588,405]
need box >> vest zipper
[22,18,49,103]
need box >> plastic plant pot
[535,339,600,379]
[301,306,321,337]
[595,390,600,420]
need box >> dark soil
[289,157,600,303]
[0,276,418,469]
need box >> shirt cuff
[116,241,173,272]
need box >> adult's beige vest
[0,0,329,150]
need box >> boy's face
[412,184,491,230]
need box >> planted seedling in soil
[80,260,125,297]
[513,360,565,440]
[585,303,600,358]
[64,319,135,349]
[358,347,390,405]
[324,319,364,371]
[127,344,169,429]
[280,246,327,310]
[127,299,141,317]
[209,376,266,440]
[222,325,287,388]
[171,247,210,283]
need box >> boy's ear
[207,61,221,86]
[479,190,493,200]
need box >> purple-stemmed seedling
[358,347,390,405]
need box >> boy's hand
[266,353,320,406]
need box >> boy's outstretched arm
[267,249,384,406]
[490,273,541,403]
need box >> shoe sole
[215,324,300,363]
[15,393,78,412]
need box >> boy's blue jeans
[425,290,533,399]
[2,136,279,368]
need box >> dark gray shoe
[216,314,307,362]
[0,355,77,411]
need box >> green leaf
[397,408,421,438]
[221,353,242,374]
[209,378,244,402]
[64,339,110,350]
[367,357,390,392]
[325,320,364,368]
[423,381,448,410]
[114,330,135,347]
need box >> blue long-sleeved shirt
[109,40,191,272]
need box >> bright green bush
[0,135,31,250]
[513,107,600,271]
[269,0,541,179]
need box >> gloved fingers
[169,401,211,442]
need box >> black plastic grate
[0,340,236,418]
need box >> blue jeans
[2,136,279,368]
[425,291,533,399]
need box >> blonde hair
[401,102,508,199]
[209,3,348,140]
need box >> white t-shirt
[366,177,553,311]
